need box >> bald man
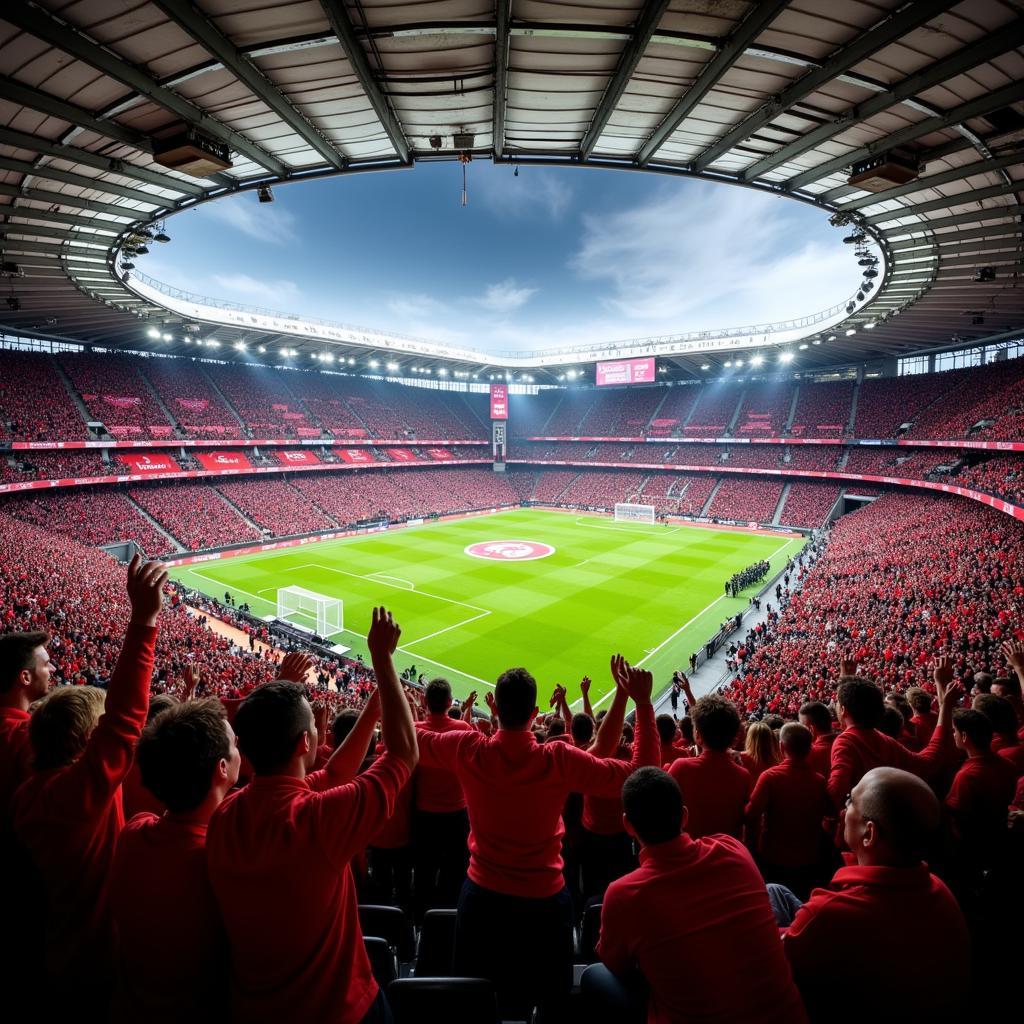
[780,768,969,1023]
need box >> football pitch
[170,509,802,707]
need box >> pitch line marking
[185,569,496,688]
[572,516,682,536]
[401,609,492,648]
[367,572,416,589]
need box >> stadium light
[258,345,266,353]
[437,367,447,376]
[162,333,172,341]
[813,339,822,345]
[700,364,711,371]
[146,327,160,339]
[207,340,220,348]
[369,360,379,369]
[827,335,837,342]
[864,322,876,329]
[348,358,355,365]
[724,360,733,368]
[798,343,808,350]
[234,341,246,351]
[322,353,334,362]
[846,328,857,336]
[750,355,764,367]
[778,352,794,364]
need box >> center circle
[464,540,555,561]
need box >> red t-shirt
[414,713,472,813]
[783,863,969,1021]
[416,703,658,898]
[206,755,410,1024]
[110,814,226,1023]
[745,758,829,867]
[598,834,808,1024]
[827,723,949,809]
[994,739,1024,776]
[945,751,1019,856]
[911,709,938,747]
[583,743,631,835]
[807,733,835,778]
[12,624,155,988]
[667,749,752,839]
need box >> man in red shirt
[905,686,938,747]
[782,767,969,1022]
[12,554,166,1016]
[797,701,836,778]
[586,766,808,1024]
[206,608,416,1024]
[0,629,55,988]
[826,660,959,810]
[110,697,241,1023]
[411,676,472,919]
[667,694,751,838]
[745,723,830,899]
[415,655,658,1020]
[944,708,1018,883]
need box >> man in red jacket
[782,767,969,1022]
[667,694,751,838]
[826,659,959,809]
[415,654,658,1021]
[206,608,416,1024]
[110,697,241,1023]
[798,701,836,778]
[411,676,472,919]
[745,722,830,899]
[586,766,808,1024]
[12,554,166,1016]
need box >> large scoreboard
[596,356,656,386]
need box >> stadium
[0,1,1022,1021]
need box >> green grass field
[170,509,802,708]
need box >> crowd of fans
[789,381,855,438]
[1,449,108,482]
[129,484,262,551]
[59,354,174,438]
[141,360,242,438]
[0,351,88,441]
[957,456,1024,506]
[708,478,785,523]
[779,484,842,528]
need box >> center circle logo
[464,540,555,562]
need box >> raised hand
[279,651,315,683]
[617,659,653,705]
[550,684,566,708]
[367,606,401,659]
[1001,640,1024,674]
[484,691,497,717]
[464,690,478,709]
[580,676,591,696]
[610,654,628,691]
[182,663,200,700]
[931,655,954,693]
[126,553,168,627]
[840,654,859,677]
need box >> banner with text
[490,383,508,420]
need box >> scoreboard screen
[596,356,656,386]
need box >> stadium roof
[0,0,1022,380]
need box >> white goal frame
[614,502,656,524]
[276,585,344,637]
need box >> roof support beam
[319,1,410,163]
[636,0,787,166]
[151,0,345,170]
[880,205,1024,236]
[866,182,1024,224]
[0,207,122,233]
[0,155,166,208]
[839,150,1024,211]
[0,126,205,196]
[691,0,962,173]
[4,3,287,176]
[580,0,671,160]
[741,23,1024,182]
[0,183,138,219]
[889,226,1024,251]
[786,80,1024,192]
[492,0,511,157]
[0,224,112,246]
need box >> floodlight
[147,327,160,339]
[846,329,857,336]
[778,352,794,364]
[162,333,172,341]
[750,355,764,367]
[700,364,711,370]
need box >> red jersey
[416,704,658,898]
[667,749,752,839]
[110,814,226,1023]
[807,733,835,778]
[414,712,472,813]
[206,755,410,1024]
[783,863,968,1021]
[745,758,829,867]
[599,834,808,1024]
[945,751,1018,858]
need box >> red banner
[118,452,180,473]
[387,448,419,463]
[275,449,320,465]
[425,447,454,461]
[149,424,173,436]
[336,428,368,438]
[490,383,508,420]
[297,427,324,437]
[104,395,141,407]
[334,448,376,464]
[195,451,253,470]
[283,412,306,420]
[176,398,209,411]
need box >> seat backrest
[386,978,499,1024]
[579,901,603,963]
[364,936,398,987]
[415,908,457,976]
[358,904,416,961]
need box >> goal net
[276,586,343,637]
[614,502,656,524]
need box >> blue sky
[143,162,859,353]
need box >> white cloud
[570,181,857,331]
[387,292,450,320]
[201,197,297,243]
[477,278,538,314]
[212,273,300,302]
[476,168,574,220]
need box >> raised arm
[367,607,417,771]
[461,690,477,723]
[319,689,381,785]
[77,555,165,809]
[580,674,594,720]
[590,656,629,758]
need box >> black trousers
[454,879,573,1022]
[579,828,637,903]
[412,807,469,919]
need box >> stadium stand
[0,352,87,441]
[707,478,785,524]
[957,457,1024,506]
[203,364,318,439]
[788,381,854,438]
[1,450,108,481]
[733,382,795,437]
[141,360,242,438]
[129,483,261,550]
[216,478,338,535]
[853,373,953,438]
[778,484,842,528]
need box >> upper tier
[2,349,1022,448]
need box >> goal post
[276,586,344,637]
[614,502,656,524]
